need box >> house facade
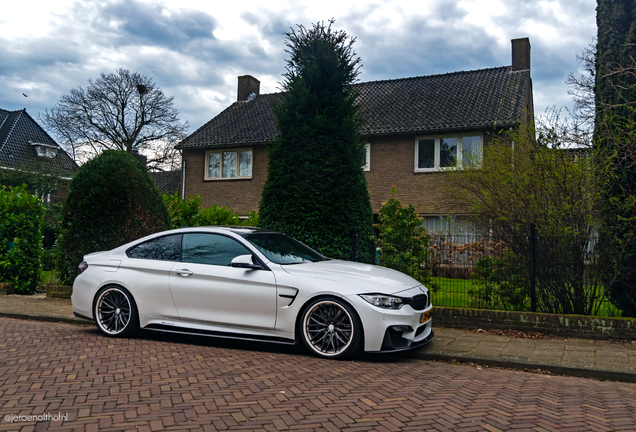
[0,108,78,202]
[176,38,534,231]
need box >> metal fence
[426,229,634,318]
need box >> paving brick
[1,318,636,431]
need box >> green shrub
[39,269,61,285]
[0,185,45,294]
[469,254,530,311]
[198,204,241,226]
[41,249,57,271]
[375,189,437,290]
[163,192,259,228]
[57,150,170,285]
[164,192,203,229]
[241,211,259,227]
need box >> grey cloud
[240,11,291,43]
[345,8,500,82]
[0,0,597,132]
[98,1,217,49]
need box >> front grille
[405,293,429,311]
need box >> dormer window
[30,142,58,159]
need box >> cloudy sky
[1,0,596,135]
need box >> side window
[182,233,251,266]
[127,235,182,261]
[362,143,370,171]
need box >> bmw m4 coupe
[72,227,433,358]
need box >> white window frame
[204,148,253,180]
[414,133,483,172]
[362,143,370,172]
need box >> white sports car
[72,227,433,358]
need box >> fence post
[350,229,357,262]
[530,223,537,312]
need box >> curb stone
[408,351,636,383]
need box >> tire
[300,297,362,359]
[94,286,139,337]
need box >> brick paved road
[1,318,636,432]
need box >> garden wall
[433,307,636,340]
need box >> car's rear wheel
[94,286,139,337]
[300,298,362,359]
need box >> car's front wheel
[300,298,362,359]
[94,286,139,337]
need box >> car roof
[175,226,277,235]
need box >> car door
[169,232,277,330]
[122,233,182,321]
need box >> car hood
[280,259,421,294]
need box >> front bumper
[347,288,434,352]
[371,329,434,353]
[379,321,434,352]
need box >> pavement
[1,293,635,383]
[4,318,636,431]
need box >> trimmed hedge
[57,150,170,285]
[0,185,45,294]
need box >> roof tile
[0,108,78,177]
[177,66,530,149]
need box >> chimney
[511,38,531,72]
[237,75,260,101]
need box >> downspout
[510,126,514,170]
[181,150,186,200]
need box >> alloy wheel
[302,300,354,357]
[95,287,132,335]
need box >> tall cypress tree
[596,0,636,116]
[259,21,374,263]
[595,0,636,316]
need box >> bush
[163,192,259,228]
[41,249,57,271]
[427,237,508,279]
[0,185,45,294]
[375,190,437,290]
[57,150,170,285]
[469,254,530,311]
[164,192,203,228]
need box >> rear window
[127,234,182,261]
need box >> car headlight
[359,294,404,309]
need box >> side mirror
[230,254,262,270]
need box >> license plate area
[419,310,431,324]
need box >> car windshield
[242,233,326,264]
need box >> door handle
[176,269,193,276]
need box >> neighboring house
[149,170,182,195]
[131,150,183,195]
[176,38,534,232]
[0,108,78,201]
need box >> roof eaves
[179,138,275,150]
[360,122,519,139]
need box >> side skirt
[144,323,296,345]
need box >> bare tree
[41,68,188,171]
[566,38,597,132]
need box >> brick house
[0,108,78,202]
[176,38,533,232]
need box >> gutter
[0,165,73,181]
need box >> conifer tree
[595,0,636,316]
[259,20,374,262]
